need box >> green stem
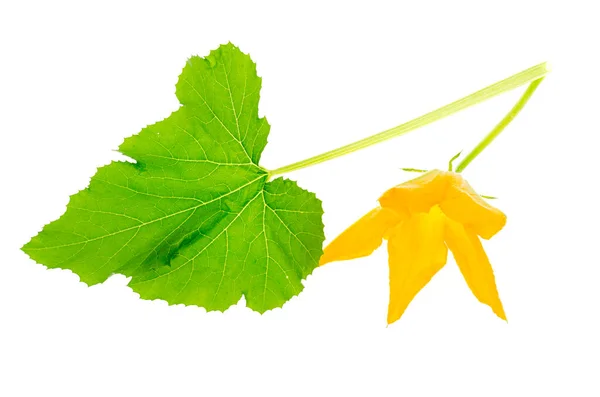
[454,78,544,173]
[268,62,549,178]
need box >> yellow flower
[320,169,507,324]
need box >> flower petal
[444,217,507,320]
[379,170,448,216]
[440,173,506,239]
[386,206,448,324]
[319,207,401,266]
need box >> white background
[1,1,599,396]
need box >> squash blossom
[320,169,507,324]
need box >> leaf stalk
[268,62,549,179]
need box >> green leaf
[22,43,325,313]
